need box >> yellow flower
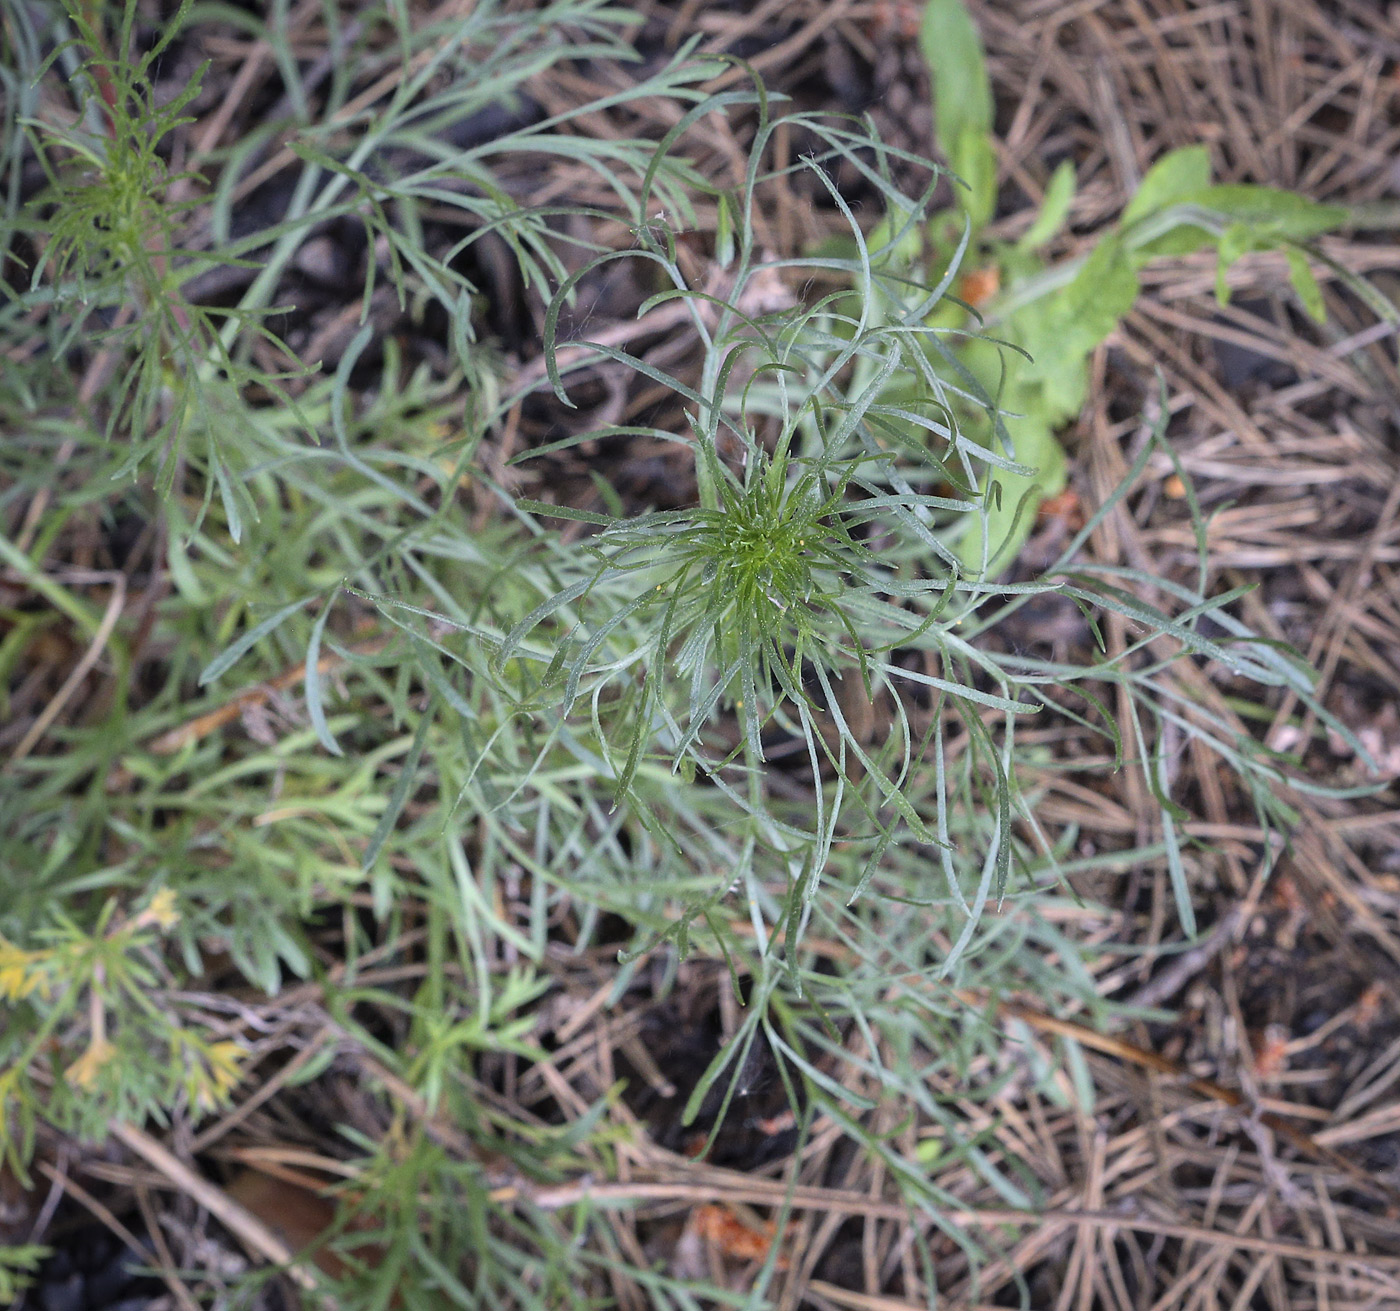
[143,888,180,931]
[66,1037,117,1089]
[0,937,49,1002]
[191,1040,245,1113]
[206,1041,245,1093]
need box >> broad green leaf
[1180,184,1347,239]
[1018,159,1076,250]
[1122,145,1211,226]
[1133,183,1348,261]
[956,412,1066,576]
[1128,219,1216,261]
[1064,232,1145,337]
[920,0,997,229]
[952,235,1136,575]
[1014,233,1140,420]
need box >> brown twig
[106,1120,328,1299]
[146,637,388,755]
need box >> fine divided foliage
[0,0,1379,1305]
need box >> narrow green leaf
[304,595,344,757]
[362,700,436,873]
[1285,246,1326,322]
[715,190,735,269]
[1215,221,1253,304]
[199,597,311,686]
[515,499,616,526]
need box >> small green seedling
[913,0,1386,576]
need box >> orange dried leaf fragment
[957,266,1001,308]
[1356,982,1385,1029]
[226,1170,387,1284]
[693,1204,787,1267]
[753,1107,797,1137]
[1251,1024,1290,1079]
[867,0,921,40]
[1036,488,1083,527]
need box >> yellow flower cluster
[132,888,180,932]
[194,1040,247,1113]
[0,937,51,1003]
